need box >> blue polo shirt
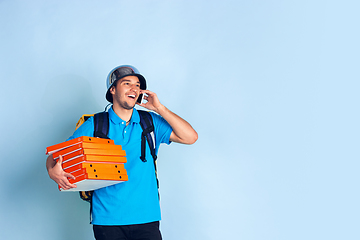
[68,107,172,225]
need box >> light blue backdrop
[0,0,359,239]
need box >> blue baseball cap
[106,65,147,103]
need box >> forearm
[46,154,59,182]
[155,104,198,144]
[46,154,55,172]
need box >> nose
[131,85,138,92]
[130,83,140,91]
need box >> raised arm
[138,90,198,144]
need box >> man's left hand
[137,90,164,113]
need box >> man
[46,65,198,240]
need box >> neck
[112,103,134,122]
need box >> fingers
[136,102,146,107]
[58,173,77,190]
[65,172,76,180]
[59,179,77,190]
[55,155,77,190]
[140,89,153,95]
[57,155,63,166]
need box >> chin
[121,102,135,110]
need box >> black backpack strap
[138,110,160,195]
[94,112,110,139]
[138,110,157,162]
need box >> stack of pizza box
[46,136,128,191]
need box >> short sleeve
[150,112,173,146]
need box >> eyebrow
[121,79,140,84]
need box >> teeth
[128,95,135,98]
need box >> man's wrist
[154,104,167,115]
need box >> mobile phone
[137,93,144,104]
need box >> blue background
[0,1,359,239]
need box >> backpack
[75,110,159,203]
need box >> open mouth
[127,94,136,99]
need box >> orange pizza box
[64,162,126,174]
[52,144,126,161]
[69,168,128,178]
[46,136,114,155]
[53,149,84,162]
[64,163,127,176]
[61,155,127,169]
[59,172,128,191]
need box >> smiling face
[110,75,141,110]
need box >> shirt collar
[108,107,140,125]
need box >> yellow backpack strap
[75,114,94,130]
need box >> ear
[109,85,116,95]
